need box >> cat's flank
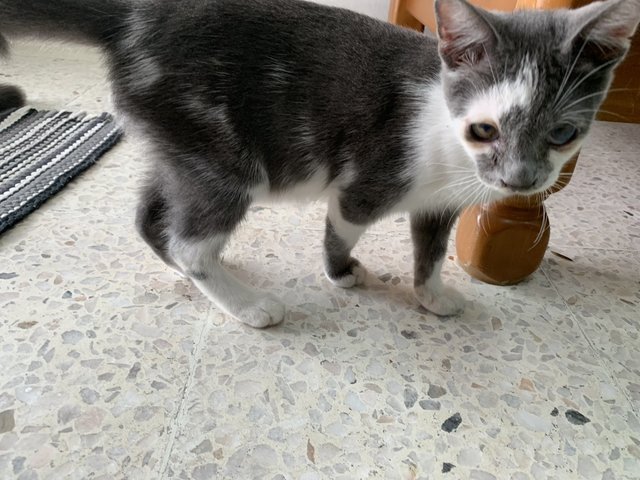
[1,0,638,327]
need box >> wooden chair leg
[455,155,579,285]
[388,0,425,31]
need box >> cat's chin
[483,182,555,201]
[490,189,547,201]
[476,184,514,203]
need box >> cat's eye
[469,123,499,142]
[548,124,578,147]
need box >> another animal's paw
[325,258,367,288]
[415,284,465,316]
[237,295,286,328]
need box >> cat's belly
[250,166,337,205]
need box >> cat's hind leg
[323,195,368,288]
[136,174,284,328]
[168,233,285,328]
[136,178,183,274]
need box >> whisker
[478,188,492,237]
[430,171,478,180]
[438,182,478,222]
[483,43,498,85]
[451,184,486,229]
[457,183,485,211]
[422,170,477,178]
[557,89,617,112]
[425,176,480,186]
[531,194,549,251]
[554,34,590,108]
[561,108,625,118]
[554,58,620,111]
[423,173,478,184]
[426,162,476,169]
[432,182,475,200]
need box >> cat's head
[435,0,640,197]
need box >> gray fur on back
[106,0,441,235]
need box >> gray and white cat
[1,0,638,327]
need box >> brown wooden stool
[388,0,639,285]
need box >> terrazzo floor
[1,15,640,480]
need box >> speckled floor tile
[0,134,213,479]
[1,29,640,480]
[158,227,640,479]
[541,250,640,413]
[552,123,639,236]
[546,123,640,251]
[0,44,104,113]
[578,120,640,156]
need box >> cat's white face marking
[454,62,538,157]
[445,62,578,195]
[401,84,499,213]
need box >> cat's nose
[499,178,537,192]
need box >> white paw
[415,284,465,316]
[237,295,286,328]
[326,260,367,288]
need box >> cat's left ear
[434,0,499,69]
[566,0,640,63]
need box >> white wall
[305,0,391,21]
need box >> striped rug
[0,107,122,234]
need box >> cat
[1,0,638,327]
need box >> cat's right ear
[565,0,640,64]
[434,0,499,69]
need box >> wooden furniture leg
[388,0,425,31]
[455,156,578,284]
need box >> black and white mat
[0,107,122,235]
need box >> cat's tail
[0,0,131,109]
[0,84,25,111]
[0,0,131,56]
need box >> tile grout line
[540,266,639,417]
[157,313,213,478]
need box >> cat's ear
[566,0,640,64]
[434,0,498,69]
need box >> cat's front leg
[323,196,368,288]
[411,211,465,316]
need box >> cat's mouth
[480,175,554,199]
[498,180,541,194]
[475,155,567,199]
